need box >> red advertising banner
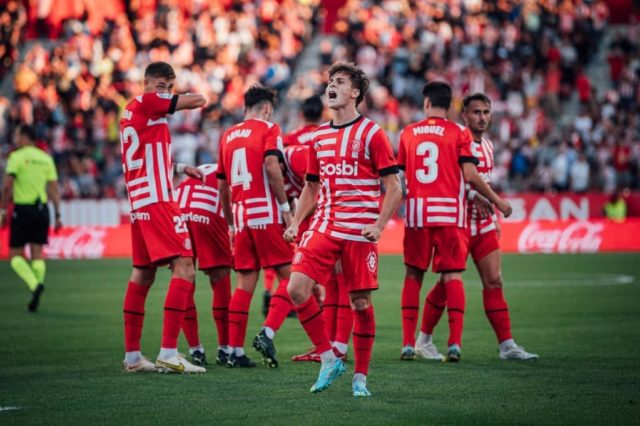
[1,219,639,259]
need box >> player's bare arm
[0,175,13,228]
[265,155,292,226]
[46,180,62,232]
[362,173,402,242]
[284,181,320,242]
[462,162,512,217]
[175,93,207,111]
[218,178,234,231]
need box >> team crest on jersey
[351,138,363,152]
[184,238,192,250]
[366,251,377,272]
[293,252,304,265]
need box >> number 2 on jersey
[231,147,253,190]
[416,141,439,184]
[121,127,143,171]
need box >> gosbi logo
[366,251,377,272]
[319,160,359,176]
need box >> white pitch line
[464,274,635,289]
[0,406,22,412]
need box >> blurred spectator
[604,189,627,221]
[570,153,590,193]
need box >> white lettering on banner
[517,222,603,254]
[44,228,107,259]
[319,160,359,176]
[504,196,591,222]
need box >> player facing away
[282,144,354,363]
[262,95,324,314]
[120,61,207,373]
[174,164,233,366]
[217,85,294,368]
[398,81,512,363]
[418,93,537,360]
[284,63,402,397]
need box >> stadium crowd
[1,0,639,198]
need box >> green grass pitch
[1,254,639,425]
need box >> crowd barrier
[1,219,639,259]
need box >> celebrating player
[174,164,233,367]
[120,61,207,373]
[398,82,512,363]
[217,85,293,368]
[284,63,402,396]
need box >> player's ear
[423,98,430,112]
[352,88,360,100]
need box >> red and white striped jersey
[283,145,308,199]
[217,119,284,229]
[468,137,497,236]
[120,92,179,211]
[306,116,398,242]
[283,124,318,147]
[175,164,223,222]
[397,117,477,228]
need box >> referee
[0,124,61,312]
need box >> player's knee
[350,293,371,311]
[483,273,503,290]
[173,258,196,282]
[405,265,423,282]
[208,267,230,283]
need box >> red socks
[264,268,276,293]
[123,281,150,352]
[334,275,352,345]
[444,279,465,347]
[322,273,339,340]
[161,277,194,349]
[264,279,292,331]
[295,296,331,354]
[401,276,421,346]
[212,274,231,347]
[420,280,446,335]
[483,288,512,343]
[228,288,253,348]
[353,306,375,375]
[182,286,200,348]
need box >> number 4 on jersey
[231,147,253,190]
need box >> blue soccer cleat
[352,380,372,397]
[310,358,346,393]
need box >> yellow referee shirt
[5,146,58,204]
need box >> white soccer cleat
[123,356,157,373]
[155,353,206,373]
[415,340,445,361]
[499,344,539,360]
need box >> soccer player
[398,82,512,363]
[174,164,233,367]
[284,63,402,397]
[120,61,207,373]
[283,144,353,363]
[0,124,61,312]
[217,85,293,368]
[417,93,537,360]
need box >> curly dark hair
[328,62,369,107]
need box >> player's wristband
[175,163,187,174]
[278,201,291,212]
[468,189,478,200]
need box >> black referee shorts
[9,203,50,248]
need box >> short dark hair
[463,92,491,110]
[144,62,176,80]
[17,124,36,142]
[422,81,452,109]
[301,95,323,122]
[328,62,369,106]
[244,85,276,109]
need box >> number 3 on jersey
[416,141,439,184]
[231,147,253,190]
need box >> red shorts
[186,214,232,270]
[294,216,312,244]
[403,227,468,273]
[130,202,192,268]
[292,231,378,292]
[234,223,294,271]
[469,229,500,263]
